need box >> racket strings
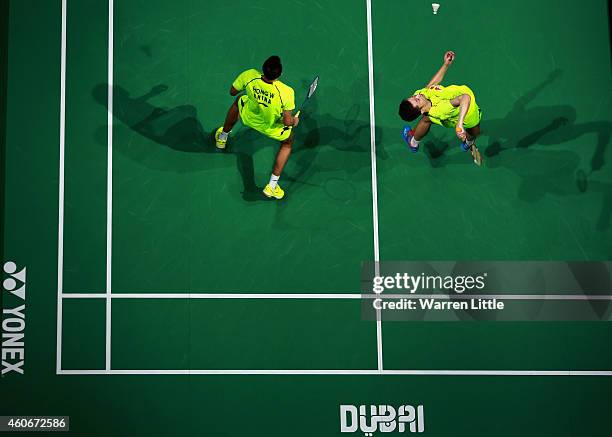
[307,77,319,98]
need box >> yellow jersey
[413,84,481,128]
[232,69,296,135]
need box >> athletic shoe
[460,140,470,152]
[263,183,285,199]
[215,127,227,149]
[401,125,418,152]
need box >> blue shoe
[460,141,470,152]
[402,125,418,152]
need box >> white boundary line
[59,293,612,300]
[105,0,114,373]
[56,0,67,375]
[57,369,612,376]
[365,0,383,373]
[55,0,612,378]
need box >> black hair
[262,55,282,80]
[398,99,420,121]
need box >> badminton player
[398,51,483,166]
[215,55,299,199]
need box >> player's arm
[450,94,471,140]
[231,69,251,96]
[282,110,299,127]
[426,51,455,88]
[143,84,168,100]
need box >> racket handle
[295,110,301,117]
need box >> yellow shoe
[215,127,227,149]
[263,183,284,199]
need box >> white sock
[219,130,229,141]
[268,173,280,189]
[410,137,420,148]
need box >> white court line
[376,294,612,301]
[62,293,363,299]
[105,0,114,373]
[365,0,383,373]
[57,0,610,378]
[59,293,612,300]
[56,0,67,375]
[57,369,612,376]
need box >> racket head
[307,75,319,99]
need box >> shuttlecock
[432,3,440,14]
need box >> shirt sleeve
[232,69,257,92]
[282,87,295,111]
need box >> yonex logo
[340,404,425,435]
[3,261,26,300]
[2,261,27,375]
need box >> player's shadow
[230,128,279,202]
[283,115,386,200]
[92,84,275,201]
[421,133,461,168]
[484,69,610,174]
[268,80,388,203]
[481,70,611,228]
[92,84,211,153]
[91,81,389,203]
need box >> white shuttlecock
[432,3,440,14]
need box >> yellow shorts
[238,95,294,141]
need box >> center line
[105,0,114,373]
[365,0,383,372]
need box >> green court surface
[1,0,612,436]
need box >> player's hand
[455,125,467,141]
[443,51,455,66]
[293,116,300,127]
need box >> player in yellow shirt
[398,51,483,166]
[215,55,299,199]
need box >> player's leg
[263,133,294,199]
[215,97,241,149]
[414,116,432,140]
[466,124,480,140]
[402,115,431,152]
[463,101,483,166]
